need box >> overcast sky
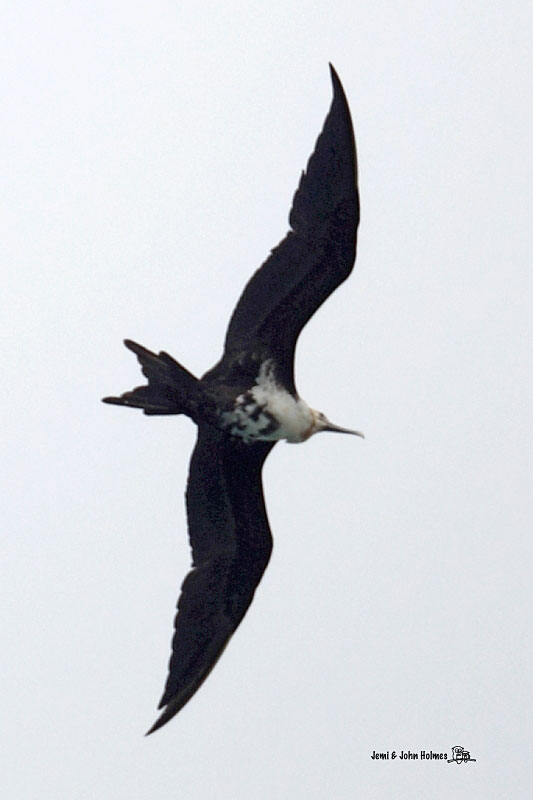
[3,1,532,798]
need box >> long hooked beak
[322,421,365,438]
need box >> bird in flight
[103,64,362,734]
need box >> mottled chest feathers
[219,360,314,444]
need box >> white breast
[220,360,314,443]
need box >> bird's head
[305,409,364,440]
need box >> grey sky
[3,1,532,798]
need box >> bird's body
[103,65,362,733]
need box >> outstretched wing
[214,64,359,392]
[147,424,276,734]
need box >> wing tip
[328,62,339,83]
[145,692,187,735]
[145,713,168,737]
[144,681,197,736]
[327,62,348,106]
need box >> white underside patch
[220,360,314,443]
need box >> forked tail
[102,339,199,416]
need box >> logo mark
[447,745,476,764]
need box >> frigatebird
[103,64,362,734]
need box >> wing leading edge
[147,425,275,734]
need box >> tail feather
[102,339,199,416]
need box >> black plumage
[206,64,359,393]
[148,427,275,733]
[103,64,360,733]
